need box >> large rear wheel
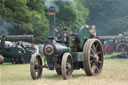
[61,53,73,80]
[30,54,42,80]
[83,39,104,76]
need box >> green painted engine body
[79,26,91,49]
[0,35,34,64]
[3,48,24,56]
[1,46,33,63]
[44,26,91,70]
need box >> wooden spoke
[95,43,99,49]
[90,53,94,57]
[97,61,102,64]
[92,44,96,53]
[96,51,101,55]
[90,59,94,63]
[91,48,95,55]
[95,66,100,72]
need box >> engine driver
[89,25,96,38]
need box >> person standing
[89,25,96,38]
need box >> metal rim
[61,53,73,80]
[30,54,42,80]
[116,43,128,52]
[83,39,104,76]
[18,47,26,54]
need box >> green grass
[0,58,128,85]
[104,52,122,58]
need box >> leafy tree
[83,0,128,35]
[0,0,90,42]
[0,0,48,42]
[54,1,89,32]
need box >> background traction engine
[30,7,104,80]
[0,35,34,64]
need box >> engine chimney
[48,7,56,39]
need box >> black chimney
[48,7,56,39]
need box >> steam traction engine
[30,7,104,80]
[0,35,34,64]
[99,35,128,54]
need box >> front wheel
[61,53,73,80]
[83,39,104,76]
[30,54,42,80]
[0,55,4,64]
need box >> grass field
[0,58,128,85]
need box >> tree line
[0,0,128,42]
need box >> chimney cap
[49,6,56,12]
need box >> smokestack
[48,7,56,39]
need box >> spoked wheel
[61,53,73,80]
[116,43,128,52]
[0,55,4,64]
[55,68,62,75]
[30,54,42,80]
[18,47,26,54]
[83,39,104,76]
